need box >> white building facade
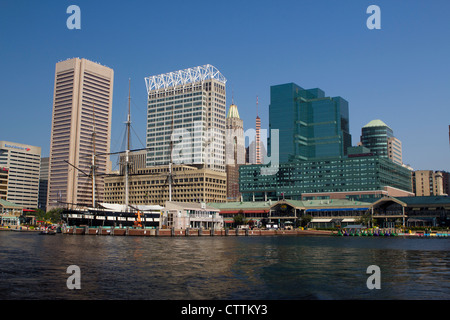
[145,64,227,172]
[0,141,41,209]
[162,201,224,230]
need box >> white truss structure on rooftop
[145,64,227,94]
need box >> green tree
[356,212,373,227]
[46,208,63,224]
[32,208,47,222]
[233,210,248,228]
[300,214,312,228]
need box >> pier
[61,226,333,237]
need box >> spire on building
[227,103,240,119]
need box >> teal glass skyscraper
[268,83,351,163]
[240,82,412,202]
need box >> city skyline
[1,1,450,172]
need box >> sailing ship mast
[124,79,131,212]
[168,104,174,202]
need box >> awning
[311,218,332,222]
[99,203,164,212]
[220,210,268,214]
[306,207,369,212]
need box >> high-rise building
[240,83,412,202]
[412,170,445,196]
[0,141,41,209]
[240,153,413,202]
[145,64,227,172]
[360,119,403,165]
[0,167,9,201]
[118,149,147,175]
[268,83,351,163]
[38,157,49,211]
[441,171,450,196]
[225,103,245,166]
[387,137,402,165]
[225,102,245,200]
[104,164,226,206]
[47,58,114,210]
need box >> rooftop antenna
[256,95,259,117]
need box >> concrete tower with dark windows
[47,58,114,210]
[38,157,49,211]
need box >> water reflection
[0,233,448,300]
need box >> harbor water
[0,231,449,300]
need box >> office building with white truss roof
[145,64,227,172]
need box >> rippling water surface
[0,232,449,300]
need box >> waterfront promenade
[2,225,448,237]
[61,226,332,237]
[60,226,449,237]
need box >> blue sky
[1,0,449,171]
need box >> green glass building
[239,153,413,201]
[268,83,351,163]
[241,83,412,202]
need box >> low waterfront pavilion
[209,199,372,228]
[371,196,450,227]
[0,199,23,226]
[163,201,224,230]
[208,201,271,227]
[269,199,371,228]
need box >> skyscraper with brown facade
[47,58,114,210]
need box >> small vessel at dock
[40,230,56,235]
